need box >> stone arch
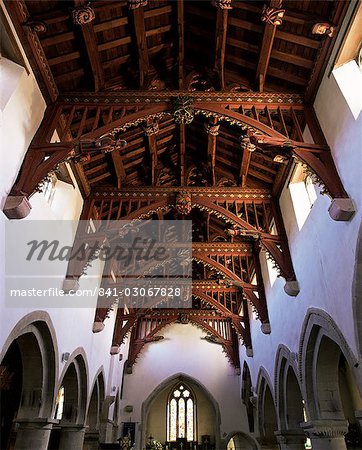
[57,347,89,425]
[84,368,106,450]
[86,366,105,429]
[0,311,58,450]
[241,362,255,433]
[49,348,89,450]
[141,373,221,450]
[299,308,362,419]
[256,368,279,449]
[225,431,258,450]
[299,308,362,447]
[274,345,306,447]
[352,221,362,357]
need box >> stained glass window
[167,383,195,442]
[55,386,65,420]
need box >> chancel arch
[300,308,362,448]
[0,311,58,450]
[141,373,221,450]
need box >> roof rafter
[143,119,159,186]
[179,123,186,186]
[4,0,58,103]
[214,6,229,90]
[177,0,185,89]
[73,1,105,91]
[256,0,285,92]
[130,5,150,88]
[111,149,126,188]
[206,118,219,186]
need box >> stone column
[302,420,348,450]
[275,429,306,449]
[353,409,362,430]
[257,438,279,450]
[58,424,86,450]
[83,431,100,450]
[13,418,56,450]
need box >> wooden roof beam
[111,149,126,188]
[240,148,252,188]
[177,0,185,89]
[180,123,186,186]
[143,119,159,186]
[256,0,285,92]
[72,2,105,91]
[214,6,229,90]
[130,6,150,88]
[205,118,219,186]
[4,0,58,103]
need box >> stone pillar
[275,429,306,449]
[257,438,279,450]
[83,431,100,450]
[58,424,86,450]
[302,420,348,450]
[13,418,56,450]
[354,409,362,430]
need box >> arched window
[167,383,195,442]
[54,386,65,420]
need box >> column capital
[275,429,306,445]
[15,418,59,426]
[301,420,348,439]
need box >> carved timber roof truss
[4,0,355,370]
[6,0,348,102]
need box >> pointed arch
[256,367,279,448]
[141,373,221,450]
[56,347,89,425]
[0,311,58,419]
[274,345,305,438]
[299,308,362,422]
[241,362,255,433]
[352,222,362,357]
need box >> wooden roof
[16,0,345,95]
[4,0,352,367]
[6,0,347,194]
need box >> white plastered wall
[239,67,362,401]
[119,323,250,448]
[0,26,126,423]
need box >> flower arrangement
[146,437,163,450]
